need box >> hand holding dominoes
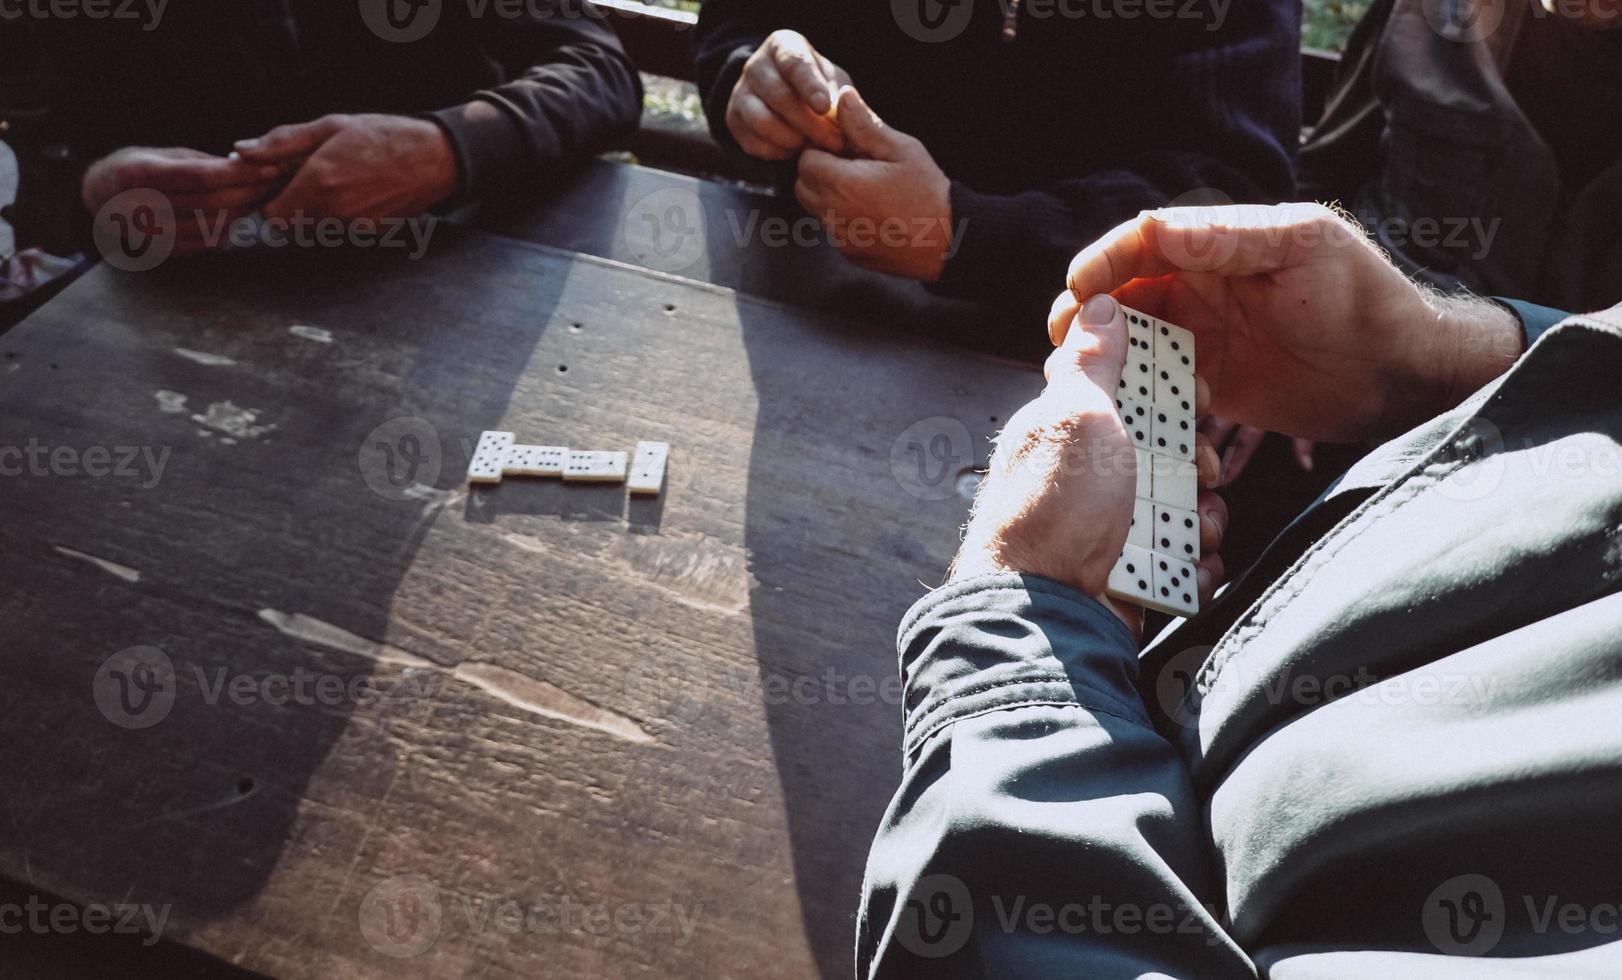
[1057,203,1523,444]
[467,432,668,496]
[951,295,1225,629]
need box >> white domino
[467,430,515,484]
[1151,553,1200,617]
[1152,317,1196,371]
[1120,354,1156,402]
[1128,497,1154,549]
[628,441,669,495]
[1149,454,1199,511]
[1106,305,1202,618]
[1133,447,1152,499]
[1152,503,1201,562]
[504,444,567,477]
[563,450,628,483]
[1107,544,1155,601]
[1150,405,1195,461]
[1118,394,1152,450]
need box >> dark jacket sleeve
[858,573,1254,978]
[426,5,643,203]
[692,0,776,157]
[936,18,1301,305]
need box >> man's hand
[1055,204,1524,443]
[725,29,850,160]
[81,147,282,255]
[233,114,459,224]
[795,87,953,282]
[1200,417,1315,486]
[953,294,1228,632]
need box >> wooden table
[470,159,1054,365]
[0,197,1037,977]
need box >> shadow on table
[0,226,565,959]
[726,288,1030,977]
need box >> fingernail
[1197,567,1213,594]
[235,139,260,150]
[810,89,830,113]
[1202,507,1225,538]
[1080,294,1117,325]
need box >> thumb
[233,116,346,164]
[834,86,898,160]
[1043,294,1129,398]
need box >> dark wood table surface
[0,164,1039,978]
[469,159,1054,365]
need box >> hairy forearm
[1432,293,1525,417]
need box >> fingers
[1042,294,1128,398]
[769,31,837,114]
[1064,202,1340,304]
[728,91,804,159]
[261,166,328,224]
[1047,290,1081,348]
[164,181,281,215]
[819,54,853,90]
[741,56,844,153]
[118,154,281,193]
[793,148,843,214]
[1195,489,1228,603]
[233,116,346,164]
[1193,431,1222,487]
[1196,551,1226,606]
[832,85,896,161]
[1292,437,1316,472]
[1218,425,1267,486]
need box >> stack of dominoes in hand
[1105,306,1201,617]
[466,431,669,495]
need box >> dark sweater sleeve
[857,573,1253,978]
[426,5,643,203]
[692,0,778,157]
[936,14,1301,305]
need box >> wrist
[1431,294,1525,413]
[416,121,460,207]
